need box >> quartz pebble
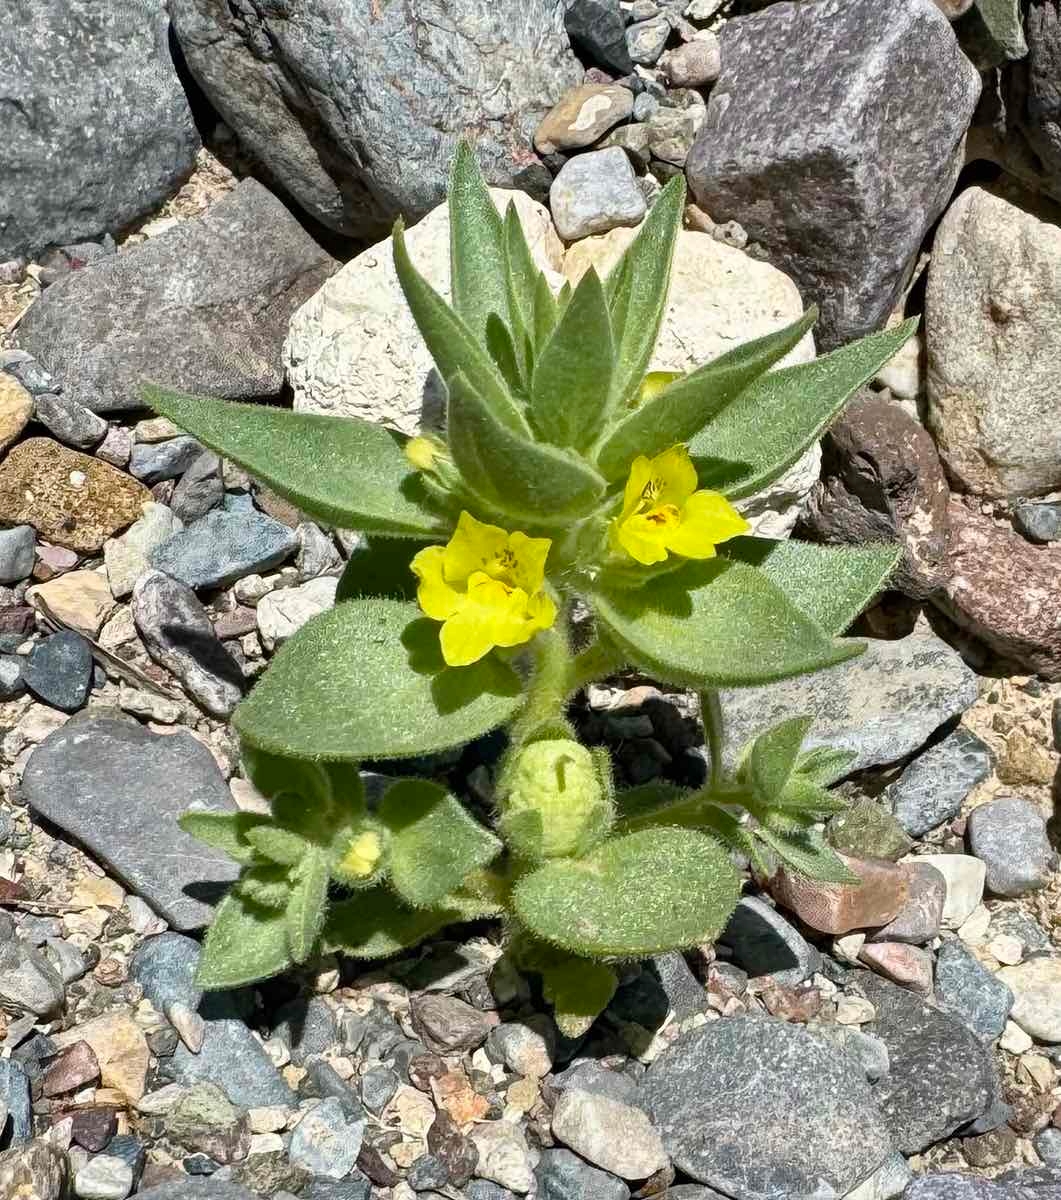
[914,854,986,928]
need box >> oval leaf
[234,598,523,761]
[195,891,292,989]
[513,828,741,957]
[323,889,459,959]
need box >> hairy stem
[699,688,726,790]
[512,621,575,746]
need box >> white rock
[287,190,564,433]
[988,933,1024,966]
[915,854,986,930]
[998,957,1061,1043]
[256,575,338,651]
[551,1088,668,1180]
[1000,1019,1034,1055]
[957,903,992,944]
[469,1119,537,1194]
[926,185,1061,498]
[74,1154,133,1200]
[874,328,924,400]
[835,995,876,1026]
[103,502,183,600]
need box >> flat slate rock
[134,1182,259,1200]
[21,630,93,712]
[18,180,336,413]
[855,973,997,1152]
[641,1016,893,1200]
[165,1017,296,1109]
[884,726,993,836]
[22,715,239,930]
[717,895,823,987]
[721,626,978,775]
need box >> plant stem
[512,623,574,746]
[699,688,726,790]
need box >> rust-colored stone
[770,855,909,935]
[41,1040,100,1097]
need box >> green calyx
[160,139,915,1029]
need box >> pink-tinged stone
[932,498,1061,680]
[868,861,946,945]
[858,941,934,994]
[770,855,909,935]
[33,544,80,582]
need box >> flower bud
[499,739,606,859]
[333,827,385,886]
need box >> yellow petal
[526,589,558,635]
[439,605,498,666]
[650,443,699,507]
[666,489,751,558]
[443,511,509,586]
[508,531,552,594]
[621,454,654,519]
[614,510,676,565]
[467,575,534,648]
[411,545,461,620]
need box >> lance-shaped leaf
[449,141,511,347]
[691,319,919,500]
[504,202,540,338]
[323,889,459,959]
[590,559,861,689]
[178,811,269,865]
[144,386,445,539]
[393,221,528,435]
[234,599,523,761]
[236,865,291,910]
[246,824,306,866]
[286,849,330,964]
[513,827,741,958]
[755,826,859,884]
[743,716,813,804]
[794,746,857,788]
[380,779,502,908]
[606,176,685,408]
[530,268,613,449]
[196,891,292,989]
[721,536,900,636]
[447,370,607,518]
[337,536,429,603]
[541,958,618,1038]
[595,307,817,480]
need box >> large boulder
[169,0,580,239]
[925,185,1061,499]
[0,0,199,261]
[17,180,336,413]
[686,0,980,349]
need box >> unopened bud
[499,739,605,859]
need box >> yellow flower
[611,444,750,566]
[404,435,445,471]
[411,512,557,667]
[338,830,383,879]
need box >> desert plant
[149,144,913,1034]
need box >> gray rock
[129,438,203,486]
[0,1140,68,1200]
[129,932,203,1016]
[904,1177,1009,1200]
[550,1061,642,1109]
[0,526,36,584]
[717,895,823,987]
[150,501,298,591]
[133,1183,258,1200]
[22,631,93,712]
[302,1060,363,1123]
[411,995,494,1055]
[642,1017,893,1200]
[720,626,978,775]
[295,523,339,581]
[170,0,579,239]
[0,939,65,1017]
[651,951,709,1019]
[869,862,946,945]
[464,1184,519,1200]
[1034,1128,1061,1167]
[274,997,336,1067]
[0,1059,32,1145]
[1014,501,1061,544]
[359,1065,399,1115]
[18,180,336,414]
[535,1149,630,1200]
[967,796,1053,897]
[486,1017,556,1079]
[22,715,239,930]
[170,452,224,525]
[104,502,183,600]
[989,908,1053,955]
[32,392,108,451]
[407,1155,449,1191]
[935,939,1014,1040]
[885,727,993,836]
[549,148,647,242]
[0,655,25,699]
[132,571,244,718]
[288,1098,364,1180]
[855,974,996,1152]
[551,1089,667,1180]
[686,0,980,349]
[300,1179,371,1200]
[564,0,634,73]
[167,1018,295,1109]
[626,16,671,65]
[0,0,199,260]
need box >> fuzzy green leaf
[607,176,685,408]
[745,716,813,804]
[486,314,525,395]
[235,865,291,910]
[595,307,817,481]
[178,811,268,865]
[722,537,901,636]
[591,559,862,689]
[615,782,691,830]
[794,746,858,788]
[755,826,860,884]
[449,141,511,347]
[144,386,444,539]
[196,891,292,989]
[504,202,540,337]
[380,779,502,908]
[446,370,607,518]
[772,774,849,816]
[541,958,618,1038]
[246,824,306,866]
[234,599,523,761]
[691,319,918,500]
[393,221,528,435]
[513,827,741,958]
[241,747,333,809]
[530,268,613,449]
[337,537,428,603]
[323,889,459,959]
[287,850,330,964]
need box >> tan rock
[51,1011,150,1102]
[431,1069,490,1128]
[858,941,934,994]
[382,1085,435,1140]
[0,438,149,553]
[27,569,116,638]
[771,856,909,935]
[533,84,634,155]
[0,374,33,454]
